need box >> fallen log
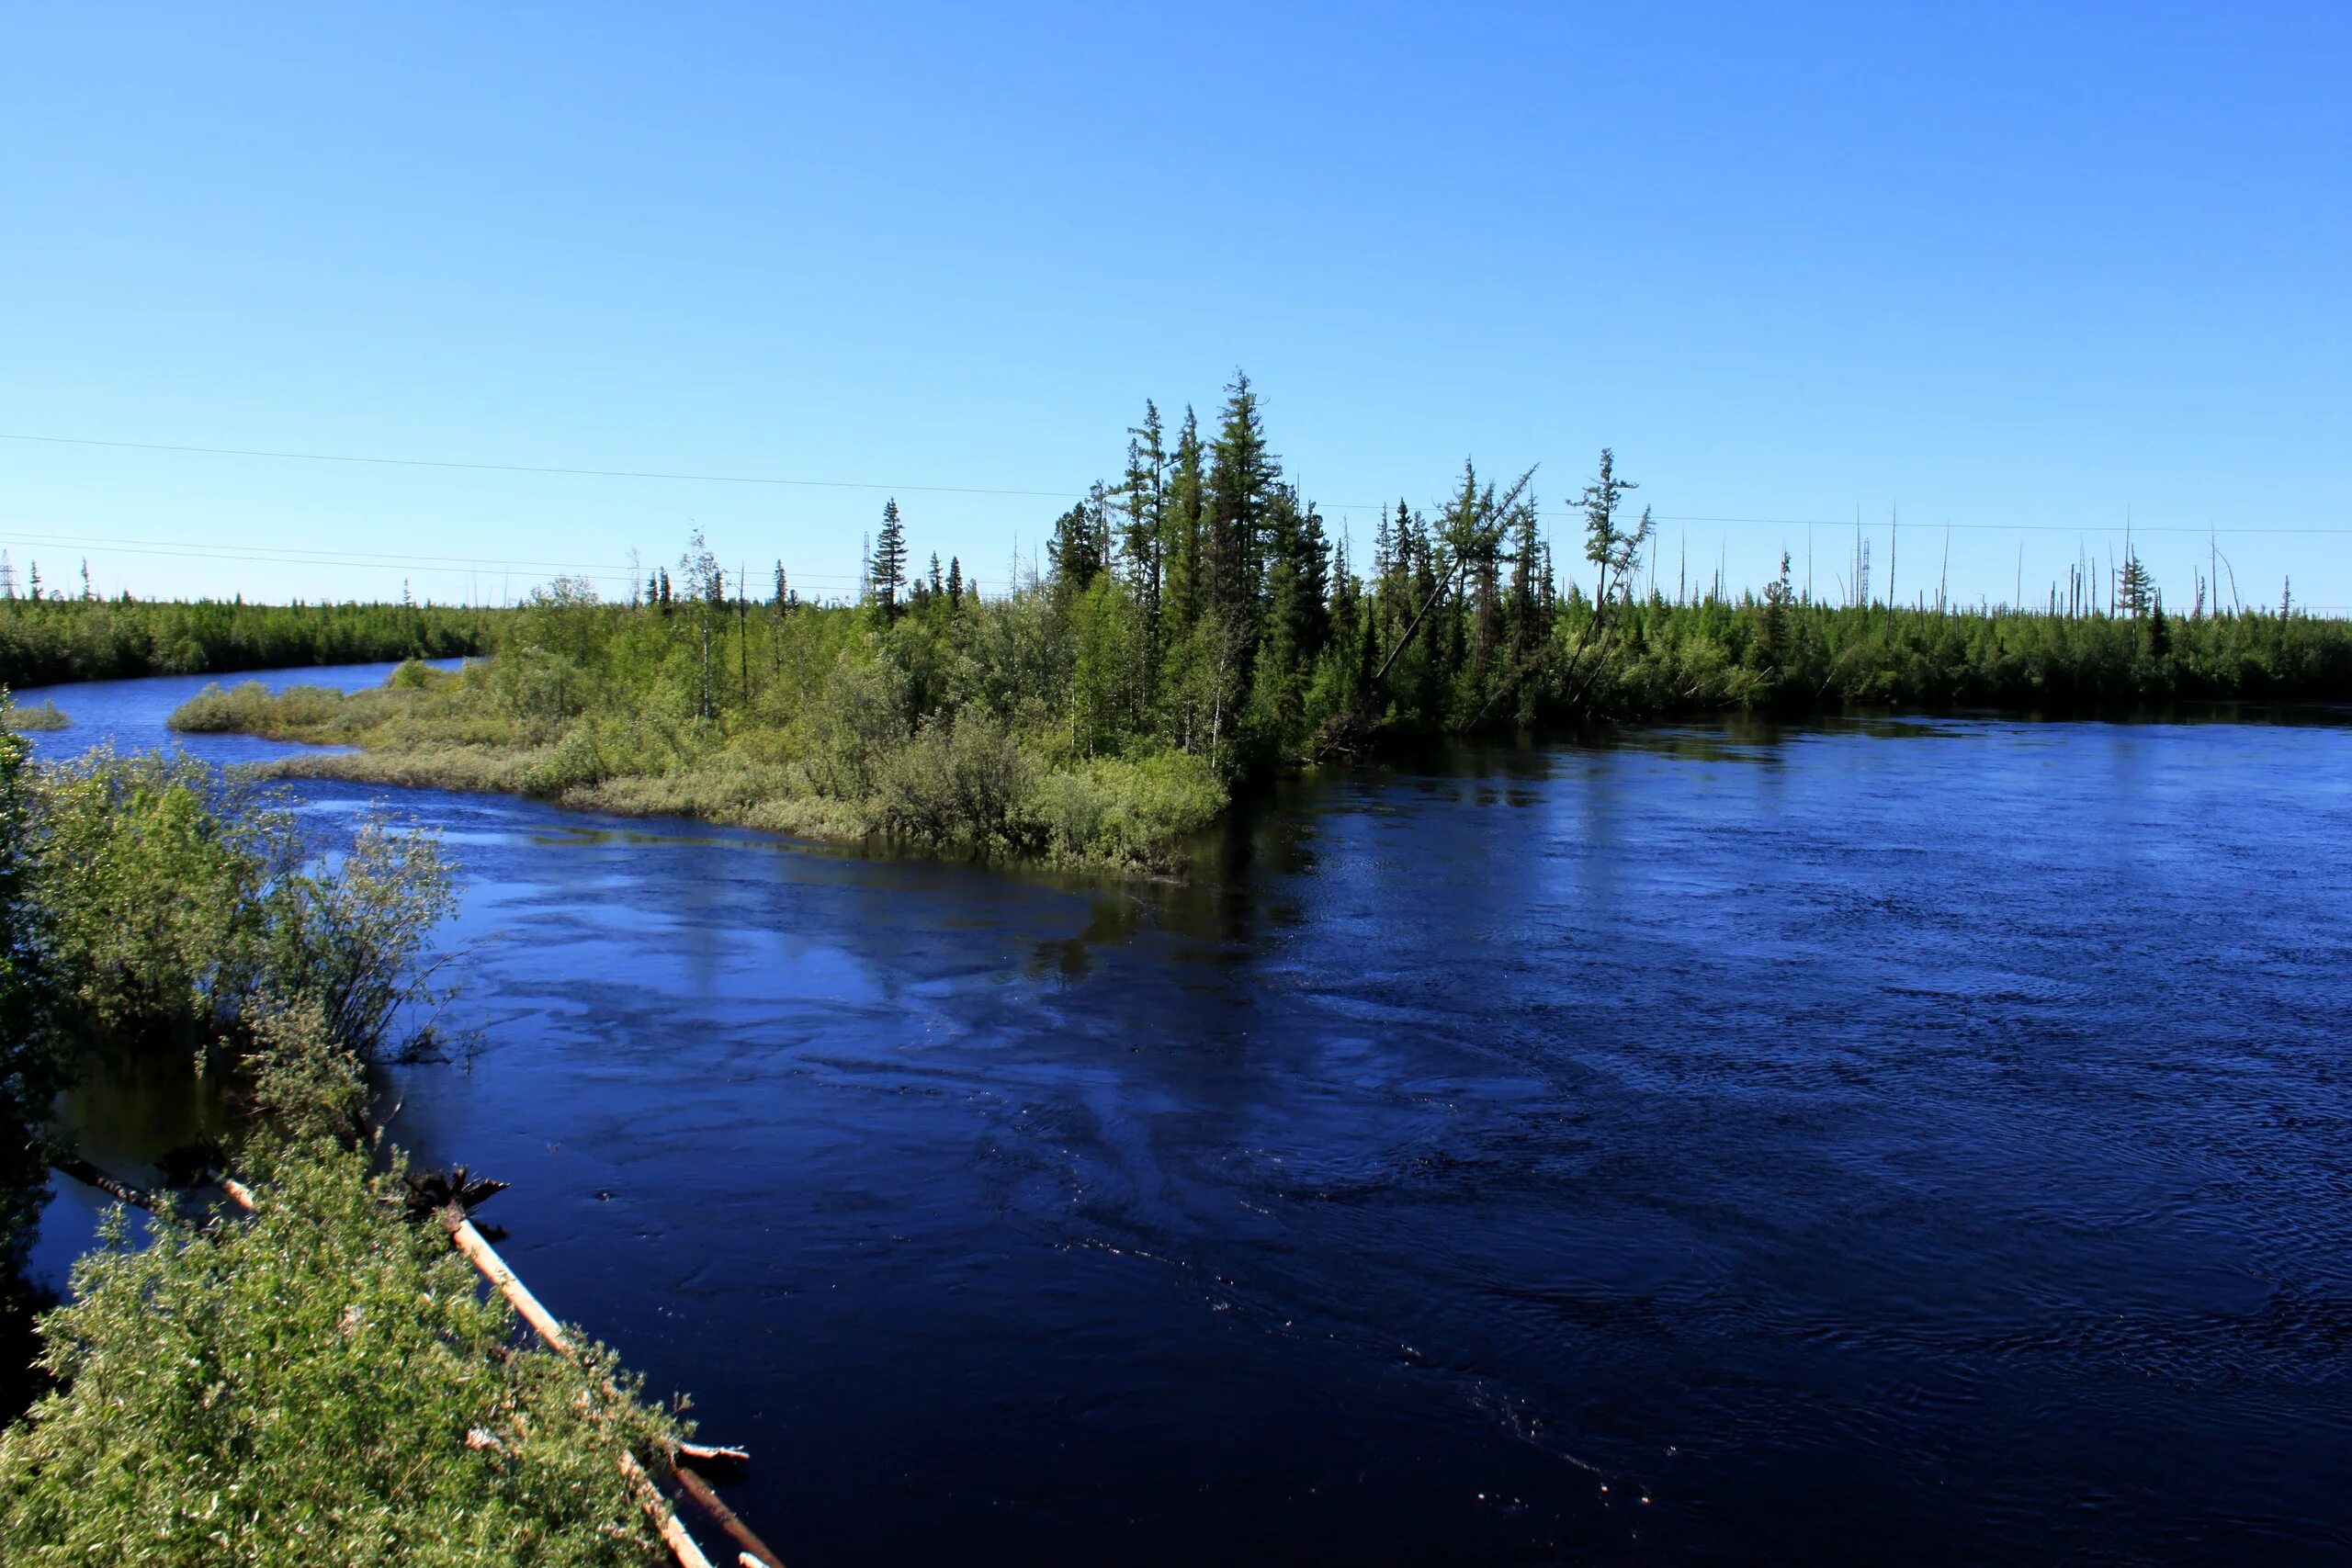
[674,1463,786,1568]
[622,1450,718,1568]
[438,1210,782,1561]
[209,1171,750,1568]
[49,1156,157,1212]
[447,1213,576,1356]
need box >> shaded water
[20,670,2352,1563]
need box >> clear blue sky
[3,3,2345,610]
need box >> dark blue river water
[19,669,2352,1563]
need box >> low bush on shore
[27,749,454,1066]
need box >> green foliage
[243,994,369,1148]
[0,597,499,689]
[28,751,281,1052]
[0,707,57,1298]
[2,777,690,1566]
[25,750,453,1065]
[0,1139,680,1567]
[150,378,2352,873]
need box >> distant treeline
[0,596,503,689]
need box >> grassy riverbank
[173,660,1227,871]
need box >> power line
[1642,513,2350,536]
[0,431,1087,502]
[5,430,2346,536]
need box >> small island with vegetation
[168,381,2352,871]
[0,703,66,734]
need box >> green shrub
[0,1141,681,1567]
[0,719,55,1304]
[0,701,66,733]
[168,681,354,737]
[874,709,1035,849]
[28,750,452,1065]
[164,679,277,733]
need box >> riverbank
[0,734,724,1565]
[170,665,1227,873]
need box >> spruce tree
[1759,551,1795,670]
[1579,449,1646,605]
[1046,496,1105,592]
[1296,500,1332,662]
[1204,371,1280,630]
[2118,551,2154,619]
[1507,494,1543,654]
[871,499,909,618]
[1162,406,1205,640]
[1122,400,1168,670]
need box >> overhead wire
[3,429,2344,536]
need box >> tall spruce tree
[1122,400,1169,672]
[1162,406,1206,641]
[1507,493,1543,654]
[1204,371,1280,631]
[871,499,909,618]
[1578,449,1649,605]
[2118,551,2155,619]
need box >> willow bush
[0,1135,683,1568]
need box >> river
[17,666,2352,1563]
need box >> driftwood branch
[621,1450,718,1568]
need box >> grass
[171,665,1225,873]
[1,702,67,733]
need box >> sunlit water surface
[19,667,2352,1564]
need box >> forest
[167,375,2352,870]
[0,590,500,688]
